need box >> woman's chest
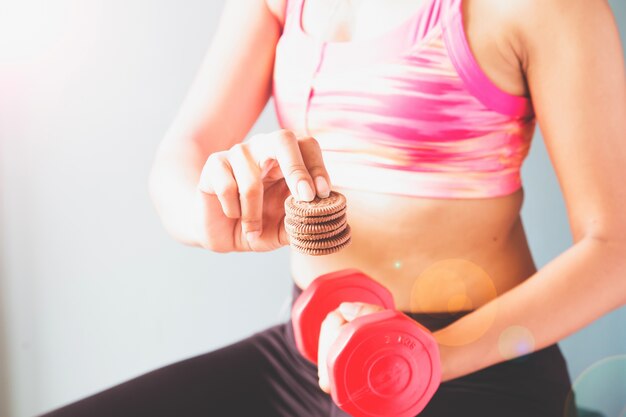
[300,0,433,42]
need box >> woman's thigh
[38,321,576,417]
[39,322,332,417]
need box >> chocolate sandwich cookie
[285,206,347,225]
[284,214,347,235]
[290,236,352,256]
[286,220,348,241]
[283,189,351,256]
[284,191,346,218]
[289,224,351,249]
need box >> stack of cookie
[283,190,352,256]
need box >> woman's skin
[148,0,626,395]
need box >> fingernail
[246,231,261,241]
[297,180,315,202]
[339,302,359,320]
[314,176,330,198]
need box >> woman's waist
[290,254,535,313]
[289,281,472,333]
[288,197,536,312]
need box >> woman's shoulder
[467,0,580,64]
[474,0,608,79]
[458,0,591,99]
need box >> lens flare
[447,293,472,312]
[410,258,498,346]
[564,354,626,417]
[497,325,535,360]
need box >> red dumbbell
[291,268,441,417]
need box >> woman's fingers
[196,129,332,245]
[249,130,317,202]
[228,143,264,236]
[198,152,241,219]
[317,302,386,394]
[297,137,331,198]
[318,310,346,394]
[338,302,385,322]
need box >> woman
[42,0,625,416]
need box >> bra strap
[441,0,533,117]
[442,0,462,21]
[281,0,304,34]
[408,0,445,46]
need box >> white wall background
[0,1,624,416]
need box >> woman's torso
[268,0,537,312]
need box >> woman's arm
[436,0,626,381]
[148,0,282,247]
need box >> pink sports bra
[271,0,537,199]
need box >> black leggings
[40,284,576,417]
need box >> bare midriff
[290,185,537,313]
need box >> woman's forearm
[434,235,626,381]
[148,138,211,247]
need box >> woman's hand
[317,302,385,393]
[196,129,332,252]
